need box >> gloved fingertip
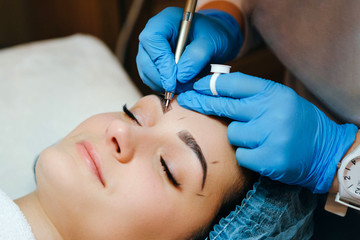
[192,80,201,89]
[193,75,213,95]
[177,77,190,84]
[177,91,193,103]
[193,77,208,89]
[161,77,176,93]
[177,78,193,85]
[235,148,246,167]
[177,68,198,83]
[177,91,200,108]
[235,148,256,169]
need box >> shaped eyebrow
[177,130,207,190]
[153,94,207,190]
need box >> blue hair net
[207,176,317,240]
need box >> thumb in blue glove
[136,7,242,93]
[177,72,358,193]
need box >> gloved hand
[136,7,242,93]
[177,72,358,193]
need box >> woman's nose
[106,119,135,163]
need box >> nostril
[112,137,121,153]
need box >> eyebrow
[177,130,207,190]
[153,94,207,190]
[154,93,171,113]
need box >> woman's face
[35,95,243,240]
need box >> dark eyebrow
[177,130,207,190]
[154,93,171,114]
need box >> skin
[15,95,245,240]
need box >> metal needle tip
[164,91,174,110]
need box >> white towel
[0,189,35,240]
[0,34,141,199]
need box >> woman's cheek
[116,166,168,209]
[112,170,175,228]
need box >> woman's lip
[76,140,106,187]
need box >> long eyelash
[160,157,180,188]
[123,104,142,126]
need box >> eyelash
[160,156,180,188]
[123,104,142,126]
[123,104,179,188]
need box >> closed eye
[123,104,142,126]
[160,157,180,188]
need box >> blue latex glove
[136,7,242,93]
[177,72,358,193]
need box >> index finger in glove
[177,90,258,122]
[194,72,271,98]
[139,34,177,92]
[136,43,164,92]
[138,8,182,92]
